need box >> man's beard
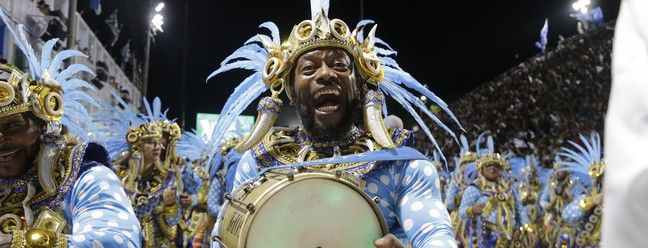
[294,98,361,142]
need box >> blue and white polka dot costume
[459,179,531,247]
[562,183,600,224]
[62,161,141,247]
[216,128,457,248]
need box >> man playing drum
[207,1,462,247]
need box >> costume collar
[296,126,364,151]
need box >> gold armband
[11,229,68,248]
[465,206,474,217]
[163,202,179,217]
[579,197,594,212]
[520,223,535,233]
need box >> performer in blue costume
[0,9,140,247]
[92,94,182,248]
[560,132,604,247]
[206,1,463,247]
[445,134,477,247]
[539,157,588,247]
[458,135,537,247]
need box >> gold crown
[221,136,242,155]
[588,159,605,178]
[260,10,384,98]
[0,64,64,123]
[156,120,181,142]
[459,151,477,164]
[126,122,162,147]
[476,153,510,171]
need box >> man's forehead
[299,47,351,58]
[0,113,27,123]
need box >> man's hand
[592,193,604,206]
[163,187,177,206]
[374,233,406,248]
[472,203,485,215]
[0,233,12,248]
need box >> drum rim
[218,169,389,247]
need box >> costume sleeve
[62,163,141,247]
[444,180,460,211]
[207,177,224,216]
[539,184,551,211]
[513,188,531,226]
[458,186,480,219]
[364,159,457,248]
[231,151,260,191]
[562,194,588,224]
[181,162,203,195]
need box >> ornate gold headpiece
[220,136,241,155]
[459,151,477,165]
[126,122,162,147]
[207,1,462,161]
[261,10,383,96]
[476,153,510,171]
[588,159,605,178]
[156,120,181,142]
[0,64,64,123]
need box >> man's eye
[333,62,348,68]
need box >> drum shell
[217,170,389,248]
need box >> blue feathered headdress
[177,129,207,163]
[0,9,99,140]
[557,132,604,179]
[92,91,151,160]
[205,0,463,164]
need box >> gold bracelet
[25,228,58,248]
[579,197,594,212]
[56,233,68,248]
[163,202,179,217]
[521,223,534,233]
[466,206,474,217]
[11,230,26,248]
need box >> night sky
[80,0,621,131]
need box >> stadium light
[155,2,165,12]
[572,0,591,13]
[151,13,164,32]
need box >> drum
[215,169,388,248]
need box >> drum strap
[259,146,428,174]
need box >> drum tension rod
[224,193,256,213]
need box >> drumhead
[246,177,384,247]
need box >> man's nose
[317,64,337,81]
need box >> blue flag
[535,18,548,53]
[89,0,101,15]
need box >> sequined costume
[93,95,183,248]
[558,132,604,247]
[539,168,587,247]
[0,9,140,247]
[204,0,462,246]
[458,135,535,248]
[445,135,477,247]
[219,127,456,247]
[0,134,141,248]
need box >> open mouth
[313,88,342,113]
[0,149,19,162]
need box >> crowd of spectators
[416,21,615,168]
